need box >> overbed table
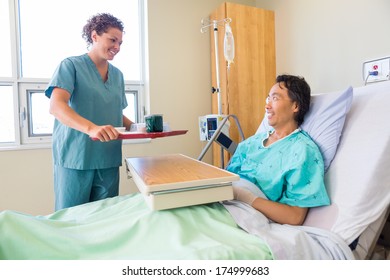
[125,154,239,210]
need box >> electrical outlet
[363,57,390,83]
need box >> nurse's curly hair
[276,74,311,126]
[82,13,124,47]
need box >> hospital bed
[0,81,389,260]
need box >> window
[124,89,139,123]
[0,0,147,148]
[0,1,12,77]
[0,85,15,143]
[28,91,53,136]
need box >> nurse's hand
[89,125,120,142]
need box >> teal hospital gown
[45,54,128,170]
[227,129,330,207]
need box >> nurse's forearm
[50,100,97,135]
[49,88,119,141]
[50,100,119,141]
[49,88,99,135]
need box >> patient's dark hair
[276,74,311,126]
[82,13,124,47]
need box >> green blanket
[0,194,273,260]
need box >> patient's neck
[272,123,298,140]
[265,123,298,146]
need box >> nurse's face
[265,82,299,129]
[91,27,123,61]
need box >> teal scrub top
[227,129,330,208]
[45,54,127,170]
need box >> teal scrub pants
[54,165,119,211]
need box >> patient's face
[265,83,299,129]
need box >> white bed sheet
[224,179,354,260]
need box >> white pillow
[304,81,390,245]
[257,86,353,172]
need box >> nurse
[45,13,133,211]
[227,75,330,225]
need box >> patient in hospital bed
[228,74,330,225]
[6,76,390,260]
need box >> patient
[227,74,330,225]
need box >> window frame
[0,0,147,150]
[18,82,52,144]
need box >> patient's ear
[292,102,299,113]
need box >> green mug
[145,114,163,132]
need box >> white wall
[256,0,390,92]
[0,0,256,215]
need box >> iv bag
[224,23,235,66]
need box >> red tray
[92,130,188,140]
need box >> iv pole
[200,18,242,169]
[201,18,232,115]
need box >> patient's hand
[233,186,257,206]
